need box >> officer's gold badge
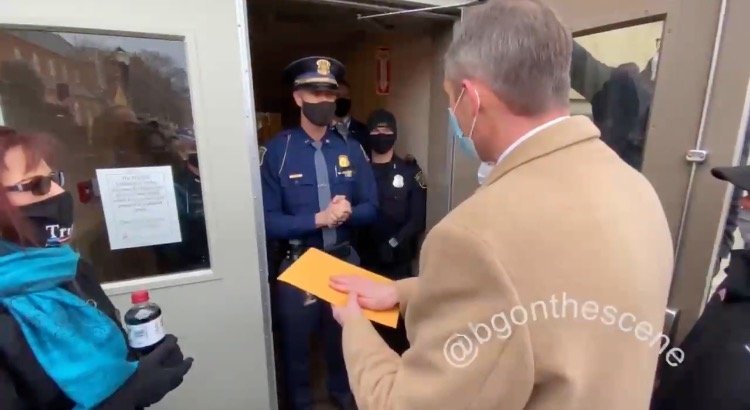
[338,154,350,168]
[415,170,427,189]
[317,59,331,76]
[259,146,267,166]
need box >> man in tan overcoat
[329,1,674,409]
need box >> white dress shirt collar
[494,116,570,165]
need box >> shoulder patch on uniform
[415,170,427,189]
[259,146,267,166]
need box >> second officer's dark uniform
[260,56,378,410]
[357,109,426,354]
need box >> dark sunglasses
[5,171,65,196]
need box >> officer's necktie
[312,141,337,249]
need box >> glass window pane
[571,21,665,171]
[0,28,208,282]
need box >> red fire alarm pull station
[376,47,391,96]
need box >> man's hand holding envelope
[276,248,400,328]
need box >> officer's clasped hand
[327,195,352,227]
[126,334,194,408]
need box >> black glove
[98,335,193,409]
[132,335,193,407]
[378,242,395,264]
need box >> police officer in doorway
[333,80,371,158]
[358,109,426,354]
[260,56,377,410]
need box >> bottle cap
[131,290,150,304]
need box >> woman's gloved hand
[97,334,193,409]
[130,334,193,407]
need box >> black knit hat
[366,109,397,134]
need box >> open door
[1,0,274,408]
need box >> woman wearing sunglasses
[0,128,193,409]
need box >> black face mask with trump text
[17,191,75,247]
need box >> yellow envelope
[277,248,399,328]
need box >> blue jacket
[260,127,378,248]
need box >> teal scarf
[0,244,137,409]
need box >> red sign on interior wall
[376,47,391,96]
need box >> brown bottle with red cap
[124,290,166,357]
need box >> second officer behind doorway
[260,56,377,410]
[357,109,426,354]
[333,80,371,157]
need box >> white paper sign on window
[96,166,182,250]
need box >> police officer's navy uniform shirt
[261,127,378,249]
[368,157,426,248]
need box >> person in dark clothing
[332,80,371,158]
[589,63,652,170]
[571,40,750,270]
[650,164,750,410]
[717,109,750,266]
[570,42,654,171]
[0,127,193,410]
[357,109,426,354]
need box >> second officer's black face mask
[302,101,336,127]
[369,133,397,155]
[18,191,75,247]
[335,98,352,118]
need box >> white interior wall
[382,35,434,174]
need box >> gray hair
[445,0,572,116]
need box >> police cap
[283,56,345,91]
[367,109,397,134]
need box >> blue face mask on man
[448,87,481,160]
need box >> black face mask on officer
[369,132,397,155]
[302,101,336,127]
[18,191,75,247]
[335,98,352,118]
